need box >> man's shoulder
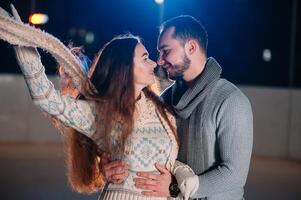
[212,79,250,104]
[214,79,251,106]
[216,78,237,91]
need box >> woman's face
[133,43,157,88]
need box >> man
[102,15,253,200]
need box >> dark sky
[0,0,300,87]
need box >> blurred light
[78,29,86,37]
[154,0,164,5]
[85,32,95,44]
[262,49,272,62]
[29,13,49,25]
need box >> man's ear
[184,39,198,56]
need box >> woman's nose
[150,59,157,69]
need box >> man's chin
[168,73,183,81]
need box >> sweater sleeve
[172,160,199,200]
[14,46,96,137]
[191,90,253,198]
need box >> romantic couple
[0,4,253,200]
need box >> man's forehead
[158,29,175,49]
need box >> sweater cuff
[172,161,199,200]
[178,175,199,200]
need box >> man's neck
[183,56,207,87]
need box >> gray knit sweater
[161,57,253,200]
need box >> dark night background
[1,2,301,200]
[0,0,300,87]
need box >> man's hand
[99,152,129,184]
[134,163,171,197]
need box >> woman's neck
[135,85,145,100]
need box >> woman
[0,5,198,200]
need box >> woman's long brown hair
[53,34,177,194]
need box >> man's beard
[168,53,191,80]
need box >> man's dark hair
[159,15,208,54]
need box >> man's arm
[99,152,129,184]
[192,90,253,198]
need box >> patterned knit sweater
[8,30,179,200]
[100,93,178,199]
[19,49,179,199]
